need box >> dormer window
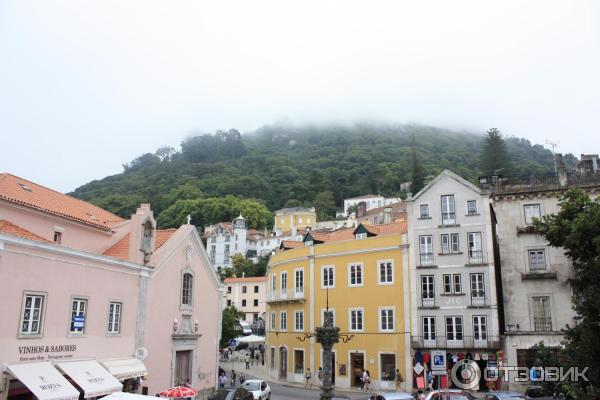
[305,241,313,247]
[355,233,367,240]
[142,220,153,254]
[53,231,62,244]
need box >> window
[271,275,276,292]
[182,273,193,306]
[419,235,434,266]
[528,250,546,271]
[322,309,336,326]
[421,275,435,300]
[227,299,232,307]
[380,354,396,381]
[446,316,463,341]
[254,285,259,293]
[378,261,394,284]
[470,273,485,300]
[379,308,394,332]
[419,204,430,218]
[270,312,276,330]
[442,274,461,294]
[53,231,62,244]
[532,297,552,331]
[441,195,456,225]
[253,299,258,307]
[451,234,460,253]
[107,302,122,334]
[423,316,436,341]
[322,266,335,288]
[441,234,460,254]
[467,200,478,215]
[70,298,87,333]
[295,269,304,293]
[281,272,288,293]
[524,204,541,225]
[225,235,230,242]
[348,263,363,287]
[294,349,304,374]
[467,232,483,263]
[242,286,247,294]
[349,308,364,331]
[235,234,238,241]
[211,236,216,243]
[242,299,247,307]
[473,316,487,340]
[280,312,287,331]
[355,232,367,239]
[227,286,232,293]
[20,293,45,335]
[295,311,304,331]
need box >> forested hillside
[71,123,565,228]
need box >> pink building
[0,173,223,400]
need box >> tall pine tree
[410,136,425,194]
[479,128,511,178]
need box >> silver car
[366,392,415,400]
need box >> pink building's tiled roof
[103,229,177,260]
[0,173,123,230]
[0,219,52,243]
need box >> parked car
[241,379,271,400]
[208,388,254,400]
[238,320,252,335]
[484,392,528,400]
[365,391,415,400]
[424,390,477,400]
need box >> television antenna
[546,140,560,175]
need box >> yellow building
[265,222,412,391]
[273,207,317,234]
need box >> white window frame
[528,249,546,271]
[321,308,336,326]
[473,315,487,340]
[270,312,276,330]
[466,200,478,215]
[377,259,394,285]
[355,232,367,239]
[19,291,46,337]
[470,273,485,302]
[421,275,435,300]
[294,310,304,331]
[467,232,483,262]
[524,204,542,225]
[348,262,364,287]
[107,301,122,335]
[532,296,553,332]
[445,316,463,341]
[69,297,87,335]
[423,316,436,341]
[419,235,434,266]
[441,234,450,254]
[349,308,364,332]
[321,265,335,289]
[281,272,288,295]
[441,195,456,225]
[419,204,430,219]
[378,307,395,332]
[294,268,305,294]
[280,311,287,331]
[181,271,194,309]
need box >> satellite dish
[134,347,148,361]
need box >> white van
[238,320,252,335]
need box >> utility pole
[546,140,560,175]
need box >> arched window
[142,220,153,253]
[182,273,193,306]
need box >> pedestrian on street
[363,370,371,392]
[255,352,259,365]
[239,372,246,385]
[395,369,403,391]
[317,367,323,383]
[359,368,366,391]
[218,372,227,389]
[304,368,312,388]
[244,353,250,370]
[230,370,236,387]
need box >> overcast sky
[1,1,599,192]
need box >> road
[263,378,369,400]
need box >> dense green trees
[72,123,564,224]
[220,306,242,348]
[479,128,512,178]
[534,189,600,398]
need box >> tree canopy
[479,128,512,178]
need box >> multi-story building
[204,215,248,271]
[405,170,501,389]
[0,173,222,400]
[224,277,267,323]
[264,221,411,391]
[490,169,600,391]
[273,207,316,235]
[342,195,402,217]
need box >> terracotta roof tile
[0,173,123,230]
[103,228,177,260]
[280,240,303,249]
[365,202,406,215]
[0,219,52,243]
[224,276,267,283]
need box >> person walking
[218,372,227,389]
[239,372,246,385]
[230,370,236,387]
[304,368,312,388]
[317,367,324,383]
[395,369,403,391]
[244,352,250,370]
[363,370,371,392]
[359,368,366,391]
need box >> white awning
[55,360,123,398]
[99,358,147,381]
[7,362,80,400]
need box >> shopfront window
[380,354,396,381]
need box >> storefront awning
[7,362,80,400]
[99,358,147,381]
[55,360,123,398]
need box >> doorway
[350,352,365,387]
[175,350,192,386]
[279,347,288,380]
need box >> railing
[266,289,305,303]
[420,294,436,308]
[493,173,600,194]
[442,212,456,225]
[470,292,488,307]
[411,335,501,349]
[419,253,435,267]
[467,250,484,265]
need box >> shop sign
[73,316,85,328]
[18,345,77,362]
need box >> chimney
[128,204,156,265]
[357,201,367,218]
[557,153,568,187]
[383,207,393,224]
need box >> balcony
[411,335,501,350]
[266,289,305,303]
[419,295,438,309]
[468,292,489,308]
[466,250,485,265]
[419,253,436,268]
